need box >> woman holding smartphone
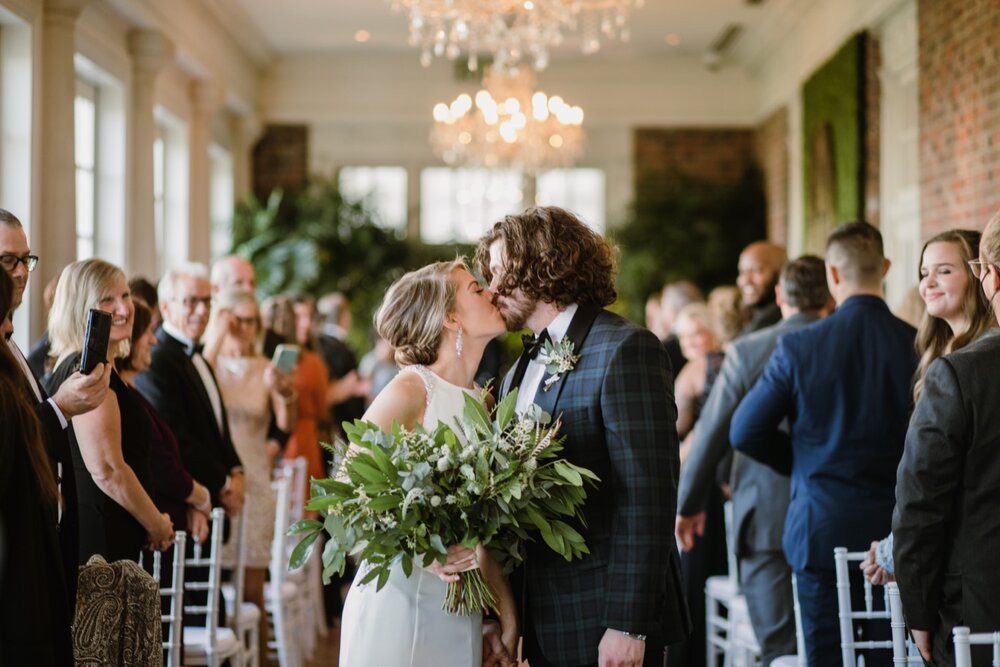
[203,286,296,661]
[45,259,174,564]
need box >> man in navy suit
[729,222,917,666]
[476,206,689,667]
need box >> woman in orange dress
[261,295,330,498]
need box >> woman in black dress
[45,259,173,563]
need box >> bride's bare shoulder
[362,370,427,431]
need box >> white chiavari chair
[953,626,1000,667]
[834,546,893,667]
[223,500,262,667]
[140,531,188,667]
[183,508,241,667]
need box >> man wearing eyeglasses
[0,208,112,617]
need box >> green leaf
[350,460,387,485]
[376,566,390,591]
[311,479,356,497]
[367,494,403,513]
[288,531,321,570]
[401,553,413,578]
[495,389,517,431]
[463,392,493,435]
[287,519,323,535]
[554,461,583,487]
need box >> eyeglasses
[0,254,39,272]
[178,295,212,310]
[968,259,992,280]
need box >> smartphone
[80,308,112,375]
[272,343,300,374]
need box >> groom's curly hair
[475,206,617,308]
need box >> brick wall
[753,108,789,245]
[633,128,756,195]
[919,0,1000,235]
[252,124,309,202]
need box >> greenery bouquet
[288,389,598,615]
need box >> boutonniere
[537,337,579,391]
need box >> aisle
[306,623,340,667]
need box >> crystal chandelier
[389,0,644,72]
[430,66,585,174]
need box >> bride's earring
[456,326,464,358]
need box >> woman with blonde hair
[45,259,173,564]
[339,259,517,667]
[203,286,296,661]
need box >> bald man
[737,241,787,335]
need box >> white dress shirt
[515,303,578,415]
[162,320,224,434]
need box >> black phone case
[80,309,112,375]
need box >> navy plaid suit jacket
[502,306,691,666]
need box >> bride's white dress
[339,365,484,666]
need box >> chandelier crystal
[389,0,644,72]
[430,66,585,174]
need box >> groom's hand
[598,629,644,667]
[675,512,706,552]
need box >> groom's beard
[494,293,536,332]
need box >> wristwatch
[621,631,647,641]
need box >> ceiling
[234,0,782,64]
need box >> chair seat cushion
[182,626,240,661]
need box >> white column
[228,111,260,206]
[32,0,90,335]
[125,30,174,276]
[187,80,222,264]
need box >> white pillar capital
[128,30,175,75]
[42,0,90,19]
[191,80,225,115]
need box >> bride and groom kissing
[338,206,691,667]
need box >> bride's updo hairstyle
[376,258,466,366]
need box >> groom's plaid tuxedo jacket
[501,306,691,666]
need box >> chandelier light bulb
[429,66,585,174]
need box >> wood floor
[305,621,340,667]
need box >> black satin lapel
[531,305,602,419]
[507,351,531,397]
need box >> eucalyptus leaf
[288,531,321,570]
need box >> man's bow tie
[186,341,204,357]
[522,329,551,361]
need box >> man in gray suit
[675,255,831,663]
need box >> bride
[338,259,518,667]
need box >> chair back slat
[953,626,1000,667]
[183,508,226,648]
[141,531,187,667]
[834,547,892,666]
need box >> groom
[476,206,690,667]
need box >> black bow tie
[186,342,204,357]
[522,329,551,361]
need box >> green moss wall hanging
[802,32,867,253]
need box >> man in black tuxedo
[135,263,244,516]
[477,206,690,667]
[0,209,111,616]
[316,292,367,432]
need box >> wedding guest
[659,280,703,375]
[45,259,174,563]
[118,299,211,543]
[0,209,111,611]
[671,301,727,667]
[893,212,1000,665]
[677,256,832,664]
[707,285,750,345]
[134,262,244,517]
[736,241,786,335]
[204,287,296,662]
[673,303,723,449]
[730,222,916,666]
[317,291,368,431]
[645,289,667,339]
[358,333,399,399]
[0,268,73,666]
[861,229,995,584]
[264,294,330,486]
[128,277,161,331]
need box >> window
[209,143,234,260]
[420,168,524,244]
[74,80,97,260]
[338,166,407,231]
[153,129,165,259]
[536,168,606,233]
[154,108,189,274]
